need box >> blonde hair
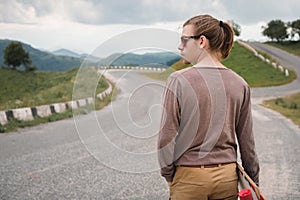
[183,14,234,60]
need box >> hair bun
[219,20,223,27]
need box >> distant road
[0,43,300,199]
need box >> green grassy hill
[0,67,109,110]
[222,42,296,87]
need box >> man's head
[178,14,234,64]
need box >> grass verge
[0,67,117,133]
[262,92,300,127]
[0,67,109,110]
[0,83,117,133]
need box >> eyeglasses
[180,35,201,46]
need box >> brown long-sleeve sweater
[157,65,260,185]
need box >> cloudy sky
[0,0,299,54]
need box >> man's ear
[199,35,207,48]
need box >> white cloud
[1,0,299,25]
[0,20,154,53]
[240,22,269,42]
[0,0,37,24]
[221,0,300,24]
[0,0,239,25]
[0,0,299,53]
[63,0,104,24]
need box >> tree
[290,19,300,40]
[3,41,33,70]
[229,20,241,37]
[262,20,288,42]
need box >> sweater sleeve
[236,85,260,186]
[157,74,181,182]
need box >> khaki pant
[170,163,238,200]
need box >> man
[158,14,260,200]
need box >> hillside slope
[0,39,82,71]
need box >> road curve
[249,42,300,101]
[0,43,300,199]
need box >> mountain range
[0,39,180,71]
[52,48,82,58]
[98,52,180,67]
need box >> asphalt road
[0,43,300,199]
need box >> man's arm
[157,74,181,183]
[236,85,260,186]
